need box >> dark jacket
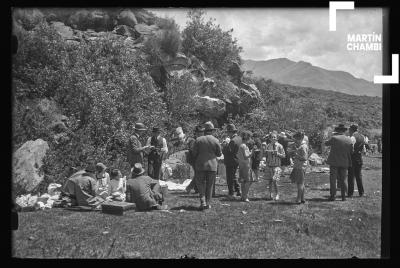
[127,133,143,166]
[193,134,222,172]
[62,170,98,206]
[126,175,161,211]
[222,134,242,167]
[351,132,365,165]
[325,134,353,168]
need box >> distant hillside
[242,58,382,97]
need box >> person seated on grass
[125,163,167,211]
[95,163,110,199]
[289,131,309,204]
[62,164,99,207]
[107,169,126,202]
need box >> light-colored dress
[237,143,254,182]
[290,142,309,184]
[109,176,126,201]
[96,172,110,198]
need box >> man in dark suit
[127,123,152,169]
[325,124,353,201]
[192,121,222,210]
[222,124,242,198]
[347,124,365,197]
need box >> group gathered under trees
[12,9,381,197]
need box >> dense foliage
[182,10,243,76]
[13,22,168,187]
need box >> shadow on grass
[269,201,298,206]
[310,188,330,191]
[307,197,333,202]
[170,205,201,211]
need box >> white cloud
[148,8,382,81]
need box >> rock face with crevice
[13,139,50,195]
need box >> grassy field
[12,155,382,259]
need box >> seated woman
[125,163,166,211]
[107,169,126,202]
[95,163,110,198]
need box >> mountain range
[242,58,382,97]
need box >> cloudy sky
[149,8,383,82]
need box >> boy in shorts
[263,133,285,200]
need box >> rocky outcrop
[193,95,226,118]
[50,21,75,39]
[133,9,156,25]
[67,9,114,32]
[13,139,50,194]
[134,23,159,36]
[112,25,139,38]
[117,9,137,28]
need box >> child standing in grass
[263,133,286,201]
[108,169,126,202]
[290,132,309,204]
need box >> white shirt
[146,136,168,153]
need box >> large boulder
[50,21,75,39]
[67,9,114,32]
[164,150,193,183]
[134,23,159,36]
[164,53,191,73]
[13,139,50,195]
[193,95,226,118]
[117,9,137,28]
[112,25,139,38]
[133,9,156,25]
[228,61,244,84]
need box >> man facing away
[347,124,365,197]
[192,121,222,210]
[185,125,205,194]
[325,124,353,201]
[222,124,242,198]
[146,127,168,180]
[125,163,166,211]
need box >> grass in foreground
[12,155,382,258]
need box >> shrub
[13,21,169,186]
[182,9,243,75]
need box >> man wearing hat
[192,121,222,210]
[125,163,166,211]
[185,125,205,194]
[347,124,365,197]
[222,123,242,198]
[62,163,99,206]
[324,124,353,201]
[146,127,168,180]
[127,123,152,169]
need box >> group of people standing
[62,120,369,212]
[324,123,367,201]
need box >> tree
[182,9,243,75]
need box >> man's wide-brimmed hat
[152,127,161,133]
[204,121,216,131]
[134,123,147,131]
[334,124,348,132]
[226,124,237,132]
[349,124,358,131]
[293,131,304,140]
[194,125,205,133]
[131,163,145,176]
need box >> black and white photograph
[10,1,393,259]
